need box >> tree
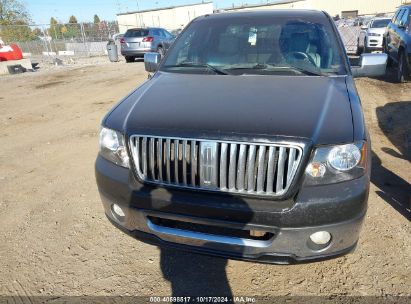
[0,0,33,42]
[0,0,31,25]
[68,15,77,24]
[49,17,62,39]
[66,15,79,39]
[32,27,42,37]
[50,17,58,26]
[93,14,100,24]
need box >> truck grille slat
[130,136,303,198]
[182,140,188,186]
[228,143,237,190]
[287,148,297,184]
[157,138,163,181]
[142,137,148,178]
[256,145,267,193]
[149,137,155,180]
[276,147,286,193]
[174,139,179,184]
[190,140,197,186]
[266,146,277,194]
[166,139,171,183]
[236,144,247,191]
[247,145,257,192]
[220,143,228,190]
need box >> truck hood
[367,27,386,36]
[117,72,353,145]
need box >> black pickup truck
[95,10,387,263]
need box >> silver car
[357,18,391,54]
[120,27,175,63]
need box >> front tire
[356,42,364,55]
[383,39,393,67]
[363,39,369,53]
[395,51,410,83]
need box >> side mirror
[351,53,388,78]
[144,52,161,73]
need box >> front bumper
[366,36,383,50]
[121,48,154,57]
[95,155,368,263]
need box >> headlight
[328,144,361,171]
[304,142,367,185]
[99,127,129,168]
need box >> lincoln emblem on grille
[199,142,218,188]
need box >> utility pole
[136,1,143,27]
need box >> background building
[117,2,213,33]
[117,0,409,34]
[220,0,407,18]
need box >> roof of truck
[203,9,327,20]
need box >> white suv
[357,18,391,54]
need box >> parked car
[383,5,411,82]
[357,17,391,54]
[120,27,175,63]
[112,33,124,42]
[96,10,387,263]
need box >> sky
[26,0,278,25]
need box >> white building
[117,2,213,33]
[219,0,407,18]
[117,0,409,34]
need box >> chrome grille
[130,135,303,197]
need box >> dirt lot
[0,60,410,301]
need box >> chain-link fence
[337,24,362,54]
[0,21,119,57]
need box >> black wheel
[356,39,364,55]
[395,51,410,83]
[383,39,393,67]
[363,39,369,53]
[157,46,165,58]
[125,56,135,63]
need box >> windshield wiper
[164,62,230,75]
[280,65,325,76]
[225,63,325,76]
[225,63,269,71]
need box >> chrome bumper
[101,193,364,262]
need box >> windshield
[370,19,390,28]
[124,29,149,38]
[162,15,346,76]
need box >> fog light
[306,162,326,178]
[111,203,125,219]
[309,231,331,245]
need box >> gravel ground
[0,60,410,302]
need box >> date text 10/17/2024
[149,296,257,303]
